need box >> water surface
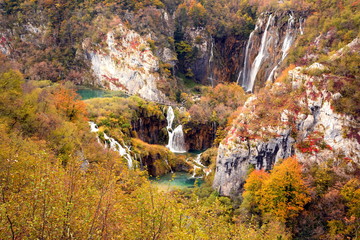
[151,172,203,191]
[76,87,128,100]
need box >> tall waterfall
[281,13,295,61]
[239,12,304,90]
[267,12,297,82]
[240,25,258,86]
[166,106,186,153]
[89,121,133,169]
[246,14,273,92]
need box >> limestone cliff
[83,22,169,103]
[213,54,360,197]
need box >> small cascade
[246,14,273,92]
[164,159,174,173]
[191,153,211,178]
[208,38,215,87]
[166,106,186,153]
[192,154,204,178]
[89,122,133,169]
[299,17,304,35]
[90,121,101,143]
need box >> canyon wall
[213,58,360,197]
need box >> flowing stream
[89,121,133,168]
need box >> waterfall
[166,107,186,153]
[164,159,173,173]
[167,125,186,153]
[240,25,258,87]
[299,17,304,35]
[241,12,304,88]
[192,154,202,178]
[267,13,297,82]
[236,70,242,84]
[89,121,133,169]
[281,13,295,61]
[208,38,214,87]
[166,106,174,131]
[246,14,273,92]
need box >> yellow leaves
[242,157,311,223]
[274,64,295,83]
[260,157,311,222]
[341,178,360,218]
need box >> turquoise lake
[76,88,128,100]
[151,172,203,191]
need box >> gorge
[0,0,359,239]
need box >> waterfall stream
[89,121,133,169]
[240,12,303,88]
[192,153,204,178]
[240,25,258,86]
[208,38,214,87]
[281,13,295,61]
[166,107,186,153]
[246,14,273,92]
[267,13,298,82]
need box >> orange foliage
[275,64,295,83]
[242,169,270,214]
[259,157,311,222]
[52,85,87,121]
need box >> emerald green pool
[151,172,203,191]
[76,88,128,100]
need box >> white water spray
[166,107,186,153]
[89,122,133,169]
[246,14,273,92]
[267,13,298,82]
[208,39,215,87]
[240,25,258,87]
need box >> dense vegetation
[0,55,294,239]
[0,0,359,239]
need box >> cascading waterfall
[246,14,273,92]
[164,159,173,173]
[89,121,133,169]
[192,153,204,178]
[267,13,298,82]
[239,25,258,86]
[166,106,186,153]
[240,12,304,87]
[281,13,295,61]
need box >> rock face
[181,27,248,86]
[213,62,360,197]
[184,123,216,150]
[132,116,168,145]
[83,22,168,103]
